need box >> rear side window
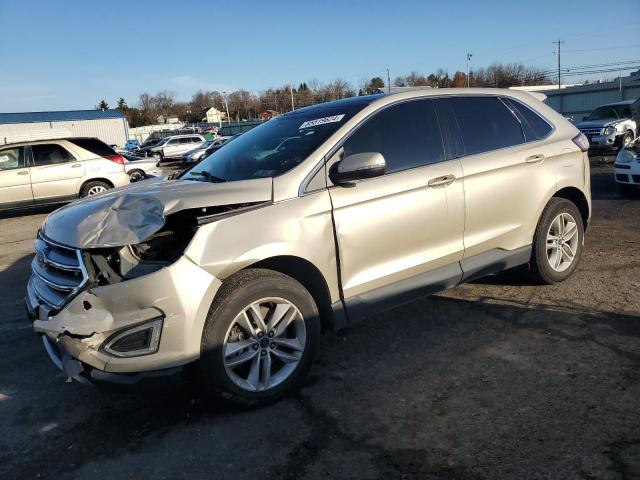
[507,99,553,140]
[343,99,444,173]
[449,96,525,156]
[0,146,25,170]
[31,144,75,166]
[68,138,116,157]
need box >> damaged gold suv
[27,89,591,405]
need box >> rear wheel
[80,180,110,197]
[530,198,584,284]
[200,269,321,407]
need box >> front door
[328,99,465,319]
[0,145,32,208]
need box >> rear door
[0,145,32,207]
[442,95,556,266]
[328,99,465,317]
[29,142,84,201]
[162,138,181,157]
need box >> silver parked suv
[0,137,130,210]
[27,89,591,405]
[149,134,206,161]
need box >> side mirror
[329,152,386,185]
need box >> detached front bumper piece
[27,236,223,384]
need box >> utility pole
[290,82,295,111]
[466,53,473,87]
[553,39,564,114]
[553,39,563,90]
[386,68,391,93]
[222,91,230,124]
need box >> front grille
[28,232,88,316]
[614,164,631,170]
[579,128,602,135]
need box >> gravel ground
[0,163,638,479]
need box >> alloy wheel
[222,297,306,392]
[546,212,579,272]
[86,185,107,195]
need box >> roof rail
[0,129,73,146]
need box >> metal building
[0,109,129,147]
[540,70,640,123]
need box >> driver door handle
[428,174,456,188]
[17,170,29,176]
[71,163,82,168]
[525,154,545,164]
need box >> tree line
[98,62,552,128]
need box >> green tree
[366,77,385,94]
[117,97,127,111]
[97,99,109,110]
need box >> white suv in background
[150,134,206,161]
[0,137,130,211]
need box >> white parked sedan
[122,153,164,182]
[614,139,640,194]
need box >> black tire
[128,169,145,182]
[80,180,111,198]
[153,151,163,162]
[530,198,584,284]
[199,268,321,407]
[618,131,633,149]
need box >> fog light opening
[102,318,163,358]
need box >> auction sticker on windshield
[299,114,345,129]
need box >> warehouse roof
[0,109,125,124]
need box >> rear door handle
[71,163,82,168]
[428,174,456,187]
[17,170,29,176]
[525,154,545,164]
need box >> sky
[0,0,638,112]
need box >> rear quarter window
[508,99,553,140]
[68,138,116,157]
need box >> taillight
[572,133,589,152]
[105,154,125,164]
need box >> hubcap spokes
[87,185,107,195]
[546,212,579,272]
[223,297,306,392]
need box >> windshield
[181,99,376,182]
[588,105,630,121]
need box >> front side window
[449,96,525,156]
[31,144,75,166]
[342,99,445,173]
[0,146,25,171]
[182,97,379,182]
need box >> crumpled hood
[576,119,619,129]
[42,177,273,249]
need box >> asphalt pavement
[1,163,639,479]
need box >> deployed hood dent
[42,177,273,249]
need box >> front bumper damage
[27,254,222,384]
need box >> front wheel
[153,152,163,162]
[128,169,145,182]
[530,198,584,284]
[200,269,321,407]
